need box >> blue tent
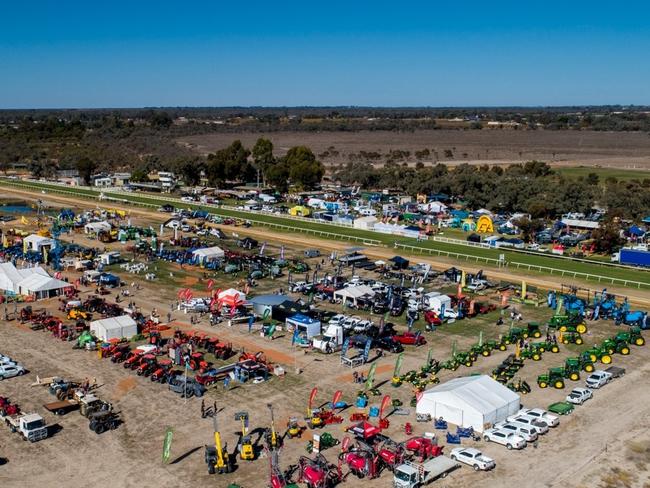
[629,225,645,237]
[643,216,650,224]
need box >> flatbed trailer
[43,399,80,415]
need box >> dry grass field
[178,129,650,170]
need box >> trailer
[613,248,650,267]
[605,366,626,379]
[2,412,48,442]
[43,399,80,416]
[393,456,459,488]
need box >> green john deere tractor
[601,337,630,356]
[503,328,526,345]
[534,340,560,354]
[561,331,584,345]
[583,345,613,365]
[538,367,567,389]
[615,327,645,347]
[548,314,588,334]
[525,322,543,339]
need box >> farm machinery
[235,411,255,461]
[492,354,525,384]
[297,454,341,488]
[537,367,568,389]
[204,407,234,475]
[88,409,120,434]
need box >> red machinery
[135,354,158,376]
[297,454,341,488]
[110,345,131,363]
[188,352,209,372]
[150,359,173,382]
[0,397,20,416]
[123,351,143,370]
[404,436,443,461]
[339,438,382,480]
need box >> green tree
[283,146,324,189]
[591,218,623,253]
[252,138,274,185]
[514,217,544,243]
[76,157,96,185]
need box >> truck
[2,412,48,442]
[393,457,459,487]
[612,248,650,267]
[312,324,345,353]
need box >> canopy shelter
[286,313,321,339]
[84,221,112,234]
[390,255,410,269]
[217,288,246,307]
[192,246,225,263]
[0,262,69,299]
[333,285,375,307]
[24,234,55,253]
[90,315,138,341]
[416,375,520,433]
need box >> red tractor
[136,354,158,376]
[110,345,131,363]
[150,359,174,382]
[297,454,341,488]
[210,341,233,360]
[404,436,443,461]
[188,352,209,372]
[392,331,427,346]
[123,351,143,370]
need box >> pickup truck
[393,456,459,487]
[2,412,48,442]
[585,370,613,389]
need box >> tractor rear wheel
[635,338,645,346]
[533,354,541,361]
[577,324,587,334]
[207,464,215,475]
[560,326,567,332]
[570,373,579,381]
[94,423,105,435]
[621,347,630,355]
[601,355,612,364]
[552,346,559,353]
[533,331,541,338]
[585,364,594,372]
[539,381,548,388]
[562,339,569,344]
[576,338,583,345]
[554,380,564,389]
[499,345,506,351]
[523,333,529,339]
[482,350,490,357]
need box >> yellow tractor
[235,411,255,461]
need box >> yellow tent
[289,206,310,217]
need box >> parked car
[482,429,527,450]
[566,387,593,405]
[0,357,18,367]
[304,249,321,258]
[449,447,495,471]
[495,422,538,443]
[508,414,549,434]
[515,408,559,427]
[585,370,613,389]
[0,364,26,380]
[392,331,426,346]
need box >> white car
[0,364,26,380]
[180,196,196,203]
[353,320,373,333]
[0,357,18,367]
[509,415,549,434]
[328,314,347,326]
[495,422,538,443]
[289,281,307,293]
[585,370,612,389]
[450,447,495,471]
[483,429,527,450]
[516,408,560,427]
[342,317,362,331]
[566,387,593,405]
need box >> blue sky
[1,1,649,108]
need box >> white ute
[450,447,495,471]
[566,387,593,405]
[585,370,613,389]
[515,408,560,427]
[482,428,527,450]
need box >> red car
[392,332,426,346]
[424,310,442,326]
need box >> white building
[23,234,55,253]
[90,315,138,341]
[416,375,520,432]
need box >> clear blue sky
[1,1,649,108]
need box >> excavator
[204,406,233,474]
[236,411,255,461]
[266,403,282,450]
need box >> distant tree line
[334,160,650,221]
